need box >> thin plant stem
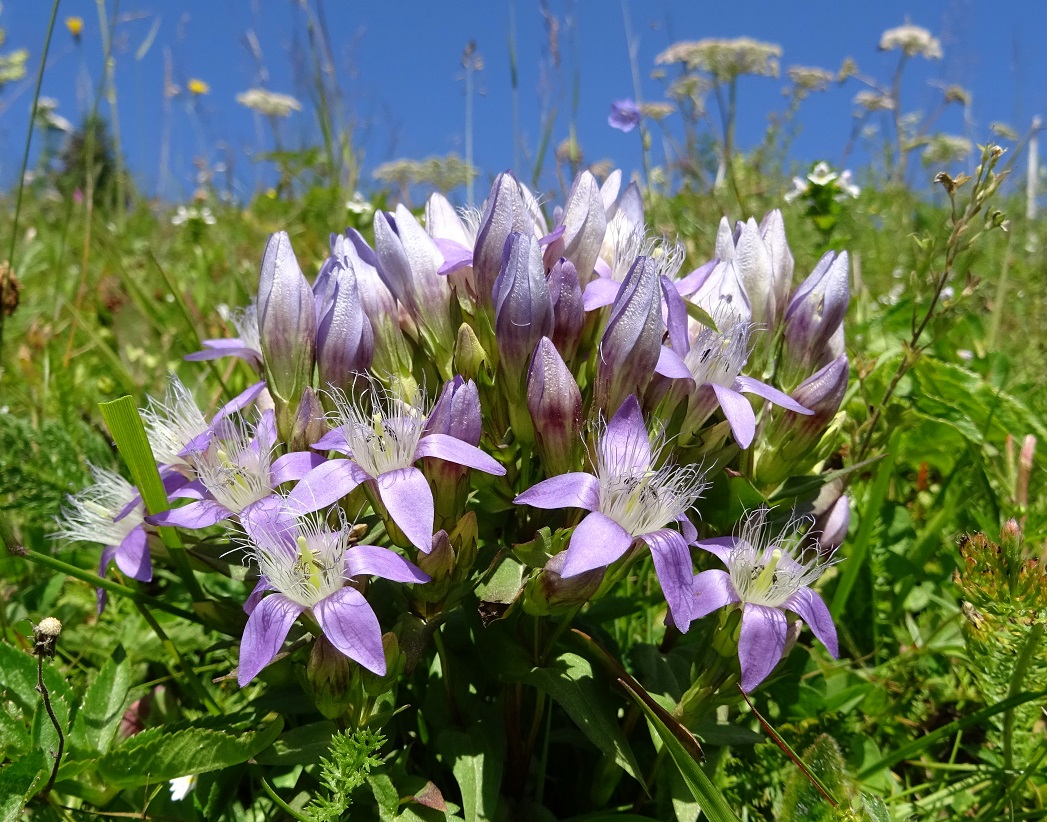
[1,0,61,357]
[620,0,651,190]
[37,653,65,795]
[134,602,221,715]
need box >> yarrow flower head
[288,378,505,553]
[878,23,942,60]
[694,507,839,692]
[515,395,708,630]
[53,465,150,613]
[237,501,428,686]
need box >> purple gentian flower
[662,291,812,448]
[53,465,150,614]
[237,502,428,686]
[184,301,263,371]
[146,409,322,532]
[608,99,642,132]
[514,395,707,630]
[289,380,506,553]
[693,507,839,692]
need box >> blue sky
[2,0,1044,202]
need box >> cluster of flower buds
[58,168,853,703]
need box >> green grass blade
[619,677,742,822]
[857,688,1047,781]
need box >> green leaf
[0,640,74,713]
[96,714,284,787]
[0,749,46,819]
[97,396,169,516]
[618,678,741,822]
[524,651,643,784]
[780,735,845,821]
[252,720,337,765]
[439,729,503,822]
[77,651,131,755]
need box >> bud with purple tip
[527,338,583,476]
[257,231,317,441]
[546,257,584,363]
[780,251,850,389]
[422,377,485,528]
[543,171,607,286]
[756,354,849,485]
[473,172,535,311]
[315,259,374,396]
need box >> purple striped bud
[340,230,415,388]
[493,232,554,396]
[527,338,583,476]
[315,259,374,395]
[474,172,534,309]
[759,209,794,327]
[814,494,850,553]
[544,171,607,285]
[423,377,484,528]
[731,217,774,328]
[425,375,482,446]
[546,257,584,362]
[781,251,849,389]
[756,354,849,485]
[257,231,316,440]
[594,256,662,416]
[523,550,603,616]
[289,386,327,452]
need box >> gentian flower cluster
[56,168,851,708]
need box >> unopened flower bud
[544,171,607,285]
[731,217,774,328]
[414,529,455,604]
[814,494,850,553]
[594,256,662,416]
[759,209,795,326]
[360,632,404,698]
[523,550,604,616]
[289,386,327,452]
[756,355,849,485]
[258,231,317,440]
[33,616,63,659]
[527,338,582,476]
[306,635,353,720]
[493,232,554,399]
[781,251,849,389]
[315,260,374,395]
[423,379,484,527]
[547,257,584,362]
[474,172,534,310]
[453,322,490,382]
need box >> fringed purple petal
[215,381,267,420]
[655,346,691,379]
[783,587,838,658]
[661,275,690,356]
[271,451,326,485]
[734,375,812,415]
[346,544,429,583]
[561,511,633,576]
[434,238,474,275]
[414,433,505,475]
[377,466,435,553]
[314,587,386,675]
[581,276,621,311]
[99,545,118,576]
[514,472,600,512]
[677,513,698,545]
[313,427,351,454]
[146,499,231,529]
[711,383,756,449]
[738,604,789,692]
[692,569,740,618]
[694,536,738,563]
[114,524,152,582]
[237,593,303,687]
[287,460,368,515]
[243,577,269,615]
[642,528,697,632]
[601,395,652,472]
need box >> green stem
[134,603,220,715]
[15,547,211,628]
[1003,621,1045,771]
[260,777,312,822]
[2,0,61,356]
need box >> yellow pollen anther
[297,535,322,590]
[754,548,783,591]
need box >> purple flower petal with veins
[692,507,839,692]
[515,395,707,630]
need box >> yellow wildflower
[65,16,84,40]
[187,78,210,96]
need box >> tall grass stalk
[1,0,61,357]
